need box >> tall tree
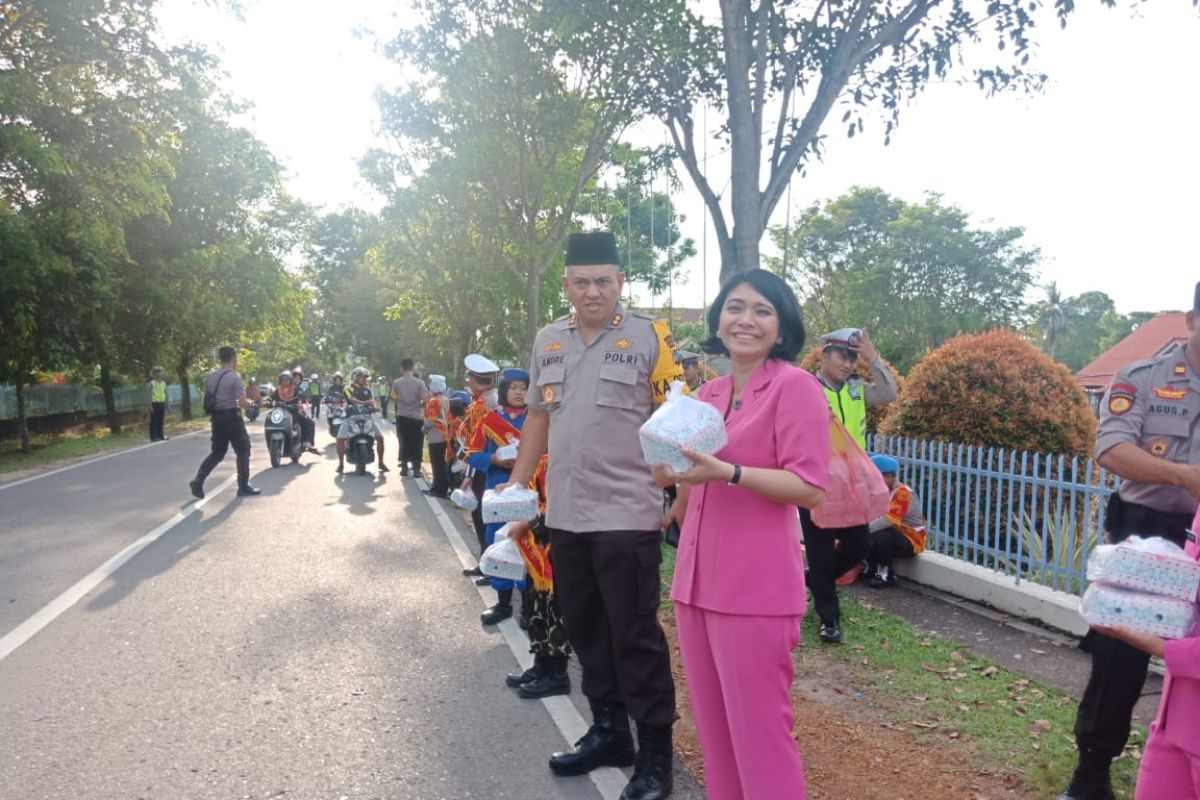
[1029,282,1070,361]
[768,187,1038,372]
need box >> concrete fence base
[893,551,1088,637]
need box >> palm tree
[1033,282,1070,360]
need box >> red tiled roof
[1075,313,1189,390]
[635,307,705,324]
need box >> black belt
[1107,493,1194,545]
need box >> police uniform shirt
[204,369,245,411]
[529,305,684,533]
[1096,344,1200,515]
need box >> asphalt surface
[0,416,613,800]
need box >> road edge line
[417,477,627,800]
[0,474,238,662]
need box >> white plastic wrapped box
[480,533,527,581]
[1086,536,1200,602]
[639,381,728,474]
[450,487,477,512]
[481,485,539,524]
[1080,583,1198,639]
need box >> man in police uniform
[677,350,704,393]
[147,366,169,442]
[190,346,260,499]
[803,327,898,644]
[505,232,683,800]
[1058,283,1200,800]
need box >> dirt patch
[662,616,1035,800]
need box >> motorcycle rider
[272,371,319,454]
[308,373,322,419]
[336,367,390,474]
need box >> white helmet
[309,373,318,379]
[351,367,369,380]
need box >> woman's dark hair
[701,269,805,362]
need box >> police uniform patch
[1153,386,1187,400]
[542,385,556,404]
[1108,395,1133,415]
[544,341,563,353]
[1176,364,1188,376]
[614,338,632,350]
[1110,383,1138,395]
[1147,438,1170,458]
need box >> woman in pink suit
[653,269,830,799]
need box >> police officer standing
[802,327,897,644]
[189,346,260,499]
[678,351,705,393]
[505,232,684,800]
[1058,282,1200,800]
[147,366,168,442]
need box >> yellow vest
[151,380,167,403]
[821,378,868,450]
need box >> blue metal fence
[868,434,1120,596]
[0,384,201,421]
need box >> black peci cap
[565,232,620,267]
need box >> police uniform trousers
[196,409,251,487]
[868,526,916,569]
[548,528,675,726]
[1075,494,1194,760]
[427,441,450,495]
[396,416,424,472]
[469,471,488,552]
[798,507,869,626]
[149,402,166,441]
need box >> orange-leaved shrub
[879,328,1096,456]
[798,346,904,434]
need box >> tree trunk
[720,0,764,285]
[523,268,542,365]
[99,361,122,434]
[177,357,193,420]
[16,380,30,454]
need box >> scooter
[264,400,304,468]
[325,396,346,438]
[341,404,377,476]
[245,398,265,422]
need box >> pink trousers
[675,601,806,800]
[1136,725,1200,800]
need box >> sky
[156,0,1200,316]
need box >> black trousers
[149,402,166,441]
[1074,495,1194,760]
[396,417,424,471]
[799,507,869,627]
[428,441,450,494]
[310,397,320,419]
[868,527,916,568]
[470,471,488,552]
[549,528,675,726]
[195,410,250,488]
[295,412,315,446]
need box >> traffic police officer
[802,327,898,644]
[147,366,168,442]
[505,231,683,800]
[678,350,705,393]
[1059,282,1200,800]
[189,345,259,499]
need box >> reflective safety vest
[150,380,167,403]
[821,378,868,450]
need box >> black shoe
[1057,757,1115,800]
[517,614,530,631]
[188,479,205,500]
[869,565,896,588]
[475,576,492,586]
[422,488,447,498]
[481,603,513,625]
[549,701,635,776]
[506,658,543,689]
[462,566,483,578]
[819,623,842,644]
[237,485,263,497]
[620,722,673,800]
[400,468,410,477]
[519,656,570,699]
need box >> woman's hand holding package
[1092,625,1166,658]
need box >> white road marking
[0,428,206,491]
[418,478,627,800]
[0,474,238,663]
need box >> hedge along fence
[0,384,200,421]
[869,433,1119,597]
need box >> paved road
[0,417,622,800]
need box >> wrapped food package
[1080,583,1198,640]
[639,381,727,474]
[481,485,539,524]
[1086,536,1200,602]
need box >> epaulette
[1117,357,1161,376]
[629,310,657,322]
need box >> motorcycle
[325,396,347,438]
[245,398,265,422]
[341,404,377,476]
[263,400,305,468]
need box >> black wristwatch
[727,464,742,486]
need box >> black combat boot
[519,655,570,699]
[620,722,673,800]
[549,700,635,776]
[1056,751,1115,800]
[507,654,545,689]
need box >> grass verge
[0,415,209,475]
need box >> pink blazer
[670,358,831,616]
[1152,510,1200,754]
